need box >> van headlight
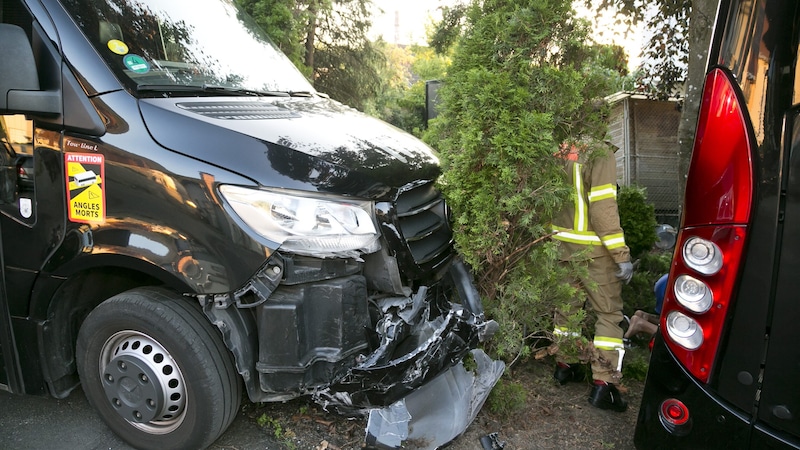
[219,185,380,258]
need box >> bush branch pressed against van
[424,0,626,361]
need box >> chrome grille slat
[393,182,454,273]
[397,197,443,218]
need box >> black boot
[588,382,628,412]
[553,363,587,385]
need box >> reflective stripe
[594,336,625,351]
[588,183,617,202]
[552,226,602,245]
[601,233,626,249]
[616,348,625,372]
[573,163,588,231]
[554,327,581,338]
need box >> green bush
[487,378,528,418]
[622,346,650,381]
[617,185,658,259]
[424,0,626,362]
[622,250,672,318]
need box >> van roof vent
[176,102,300,120]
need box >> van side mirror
[0,24,60,115]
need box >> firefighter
[551,143,633,412]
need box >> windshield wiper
[136,84,291,97]
[202,85,291,97]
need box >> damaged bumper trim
[315,304,497,411]
[365,349,505,449]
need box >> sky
[369,1,647,71]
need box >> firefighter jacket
[552,147,631,264]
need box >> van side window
[1,0,32,36]
[719,1,797,146]
[794,43,800,105]
[0,116,33,156]
[1,0,37,221]
[0,116,34,192]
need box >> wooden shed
[606,92,682,225]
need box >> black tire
[76,287,241,450]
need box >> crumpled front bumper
[313,297,498,410]
[309,258,503,449]
[365,348,504,449]
[236,252,503,448]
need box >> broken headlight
[220,185,380,258]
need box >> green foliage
[635,0,690,100]
[617,185,658,259]
[622,250,672,317]
[622,346,650,381]
[310,0,385,110]
[236,0,308,71]
[591,0,692,99]
[487,378,528,418]
[256,413,297,449]
[428,3,469,54]
[365,44,450,136]
[424,0,627,360]
[313,40,385,111]
[239,0,384,110]
[486,242,586,361]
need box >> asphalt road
[0,388,279,450]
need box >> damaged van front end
[4,0,505,448]
[138,88,503,448]
[200,177,503,449]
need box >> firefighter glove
[615,261,634,284]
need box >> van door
[0,112,70,394]
[0,255,21,393]
[0,117,24,394]
[757,107,800,439]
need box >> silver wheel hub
[100,331,187,433]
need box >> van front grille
[387,181,454,279]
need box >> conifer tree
[425,0,624,359]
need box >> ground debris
[239,357,643,450]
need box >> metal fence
[608,94,682,226]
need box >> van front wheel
[76,287,241,450]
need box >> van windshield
[61,0,315,96]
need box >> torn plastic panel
[312,297,495,411]
[365,349,505,449]
[202,248,501,444]
[241,250,498,404]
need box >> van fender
[198,298,261,401]
[44,221,236,297]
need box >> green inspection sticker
[123,54,150,73]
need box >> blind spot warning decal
[65,152,105,223]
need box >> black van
[0,0,502,449]
[635,0,800,448]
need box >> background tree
[237,0,309,74]
[428,3,470,55]
[238,0,384,110]
[592,0,718,213]
[424,0,629,360]
[366,43,451,136]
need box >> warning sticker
[65,152,105,223]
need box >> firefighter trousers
[554,254,625,383]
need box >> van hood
[138,96,441,200]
